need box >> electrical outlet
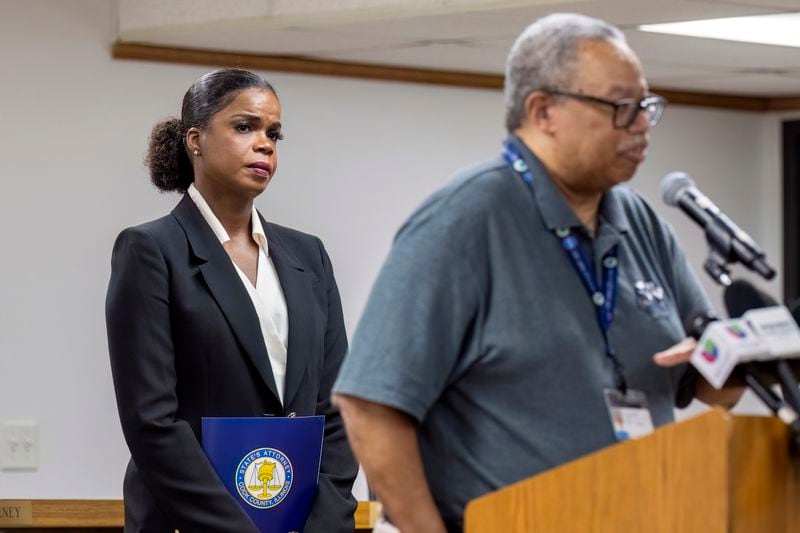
[0,420,38,470]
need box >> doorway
[783,120,800,304]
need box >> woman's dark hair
[146,69,277,193]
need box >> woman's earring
[193,150,200,156]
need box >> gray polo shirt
[333,136,711,530]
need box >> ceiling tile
[311,11,517,42]
[317,43,509,73]
[118,0,268,33]
[476,0,780,28]
[115,0,800,97]
[121,22,417,55]
[626,29,800,70]
[700,0,800,10]
[643,62,733,81]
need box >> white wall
[0,0,788,497]
[635,105,781,419]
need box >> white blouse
[187,183,289,405]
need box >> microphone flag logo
[726,324,747,339]
[701,339,719,363]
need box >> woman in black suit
[106,69,357,532]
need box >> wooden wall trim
[651,88,770,112]
[0,499,379,529]
[112,42,800,112]
[769,98,800,112]
[112,42,503,90]
[0,500,123,527]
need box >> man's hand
[652,337,697,366]
[653,337,745,408]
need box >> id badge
[603,388,655,441]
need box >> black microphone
[724,278,776,317]
[723,280,800,418]
[661,172,775,281]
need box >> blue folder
[202,416,324,533]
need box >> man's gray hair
[504,13,626,132]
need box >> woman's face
[189,87,282,199]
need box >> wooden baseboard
[0,499,379,530]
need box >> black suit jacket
[106,195,358,532]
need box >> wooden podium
[464,409,800,533]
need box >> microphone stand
[703,224,735,286]
[704,252,731,287]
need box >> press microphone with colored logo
[686,311,770,390]
[685,309,793,422]
[723,280,800,418]
[661,172,776,283]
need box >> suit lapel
[171,196,282,406]
[263,217,317,410]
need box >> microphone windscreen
[724,279,778,318]
[660,171,695,207]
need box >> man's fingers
[653,337,697,367]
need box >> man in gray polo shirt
[333,13,743,533]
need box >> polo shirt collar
[506,135,630,236]
[598,186,631,235]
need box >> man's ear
[524,91,557,134]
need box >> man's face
[549,39,651,194]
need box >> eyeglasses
[544,89,667,129]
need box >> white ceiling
[116,0,800,96]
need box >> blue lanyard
[556,228,619,333]
[502,141,627,392]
